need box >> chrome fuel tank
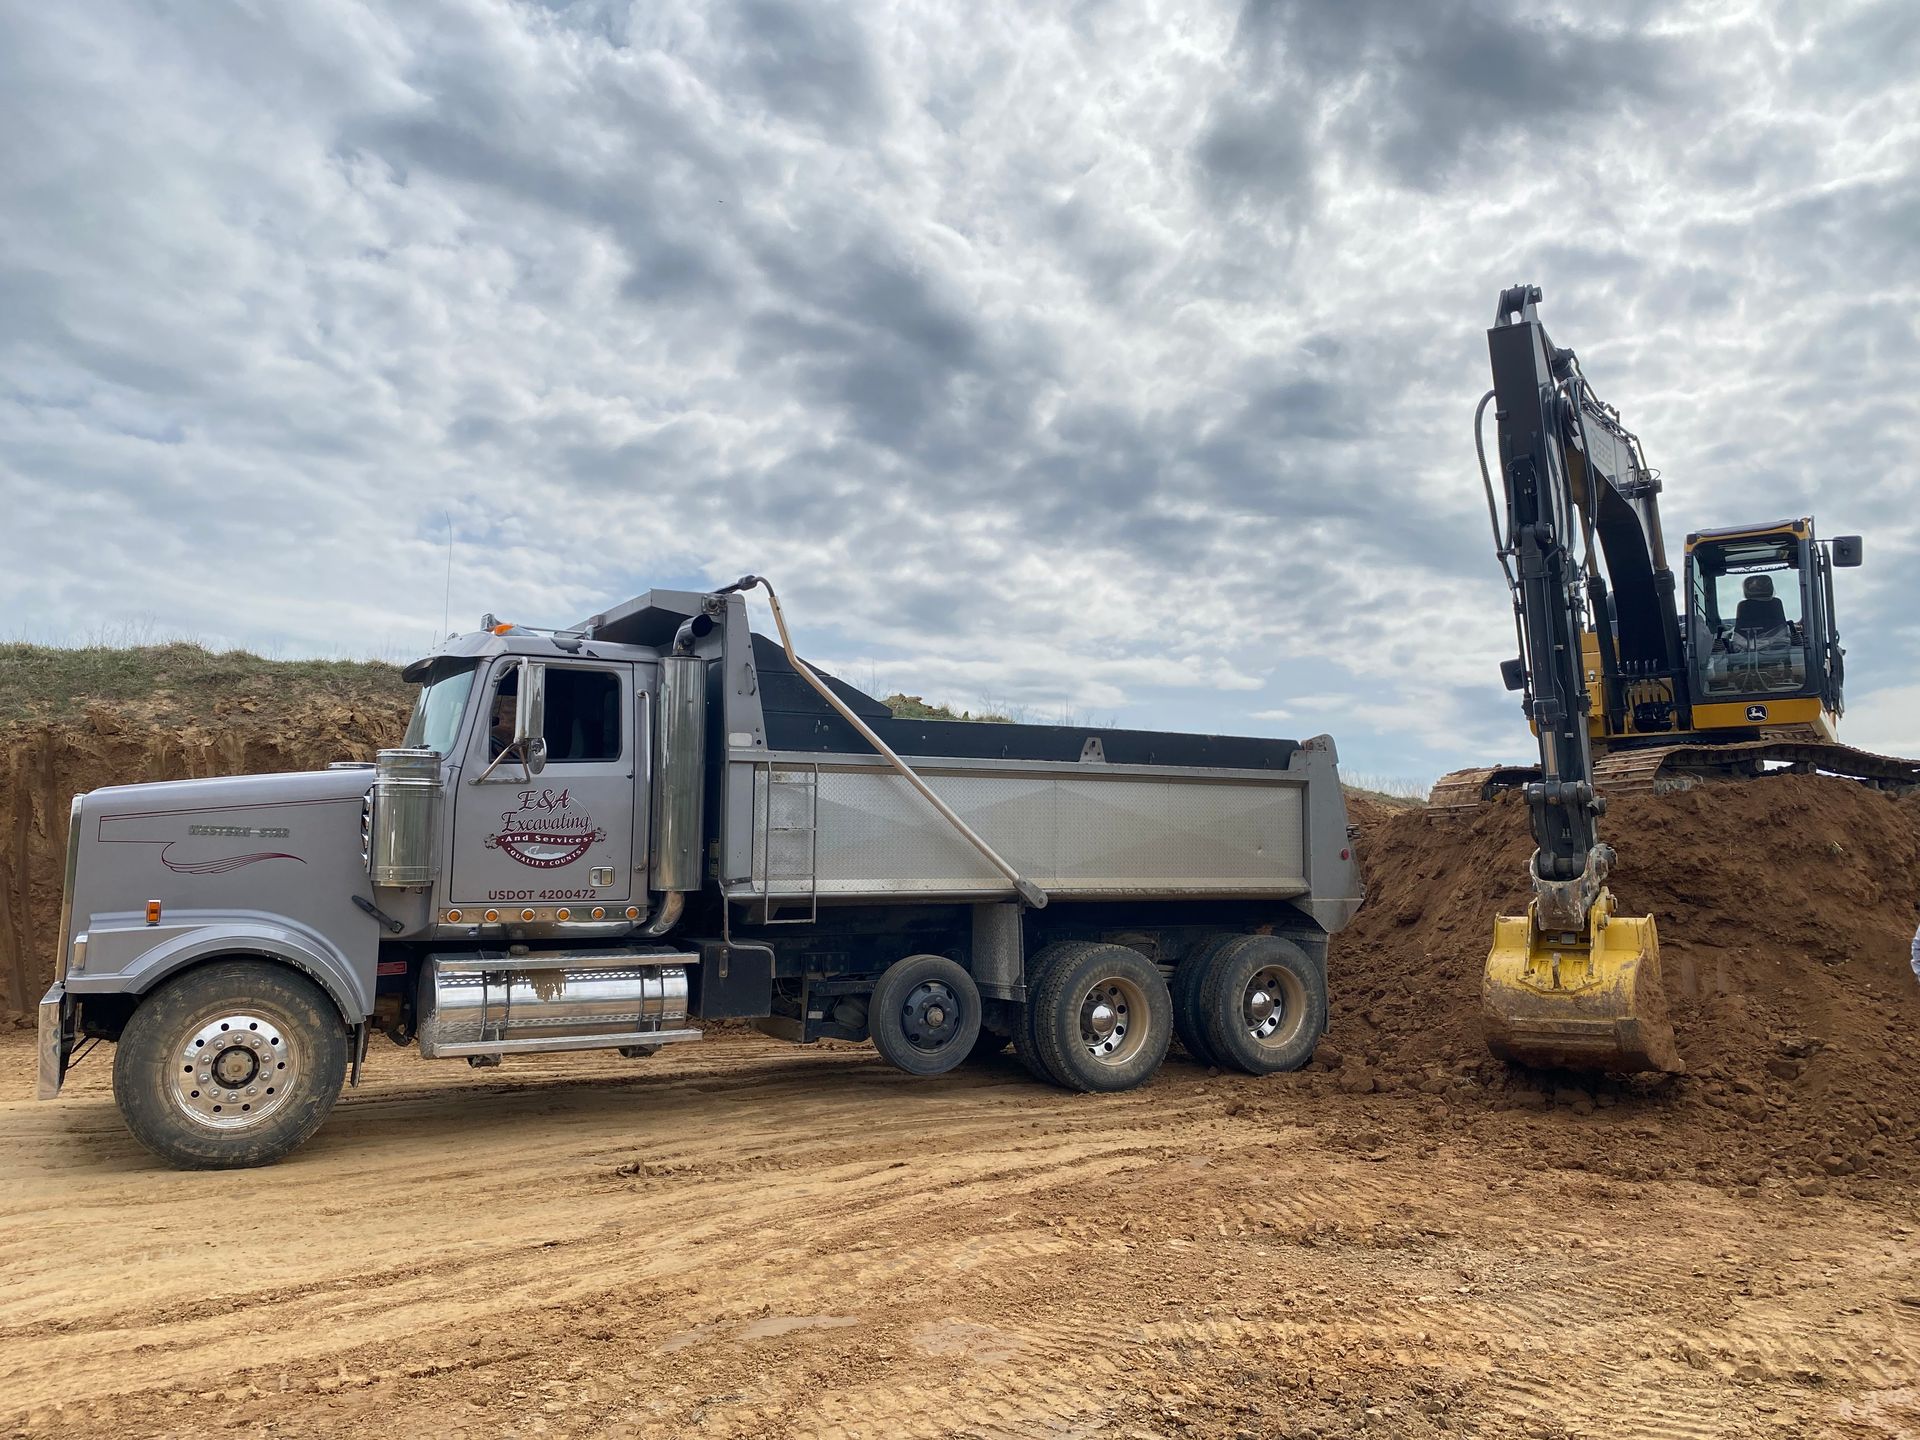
[416,949,696,1058]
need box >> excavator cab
[1684,521,1860,731]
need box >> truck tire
[112,959,350,1170]
[1196,934,1325,1076]
[1010,1024,1054,1083]
[1172,934,1238,1067]
[1011,940,1099,1085]
[1028,942,1173,1093]
[869,954,982,1077]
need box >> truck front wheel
[112,959,349,1170]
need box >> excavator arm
[1478,285,1682,1074]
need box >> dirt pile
[1328,774,1920,1194]
[0,700,411,1012]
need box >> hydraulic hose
[1475,388,1530,678]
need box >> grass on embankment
[0,643,409,725]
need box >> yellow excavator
[1451,285,1918,1075]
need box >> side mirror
[514,660,547,775]
[1499,657,1528,692]
[1830,535,1863,568]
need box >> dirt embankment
[1328,775,1920,1194]
[0,700,410,1012]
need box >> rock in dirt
[1335,1066,1376,1095]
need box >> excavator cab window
[1689,536,1810,699]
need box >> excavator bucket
[1483,899,1683,1075]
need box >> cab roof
[1685,517,1811,548]
[400,618,662,683]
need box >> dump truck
[38,577,1362,1168]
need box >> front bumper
[37,981,70,1100]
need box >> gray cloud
[1197,0,1688,204]
[1,0,1915,783]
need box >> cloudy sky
[2,0,1915,782]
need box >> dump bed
[721,742,1356,935]
[581,588,1362,935]
[732,750,1312,903]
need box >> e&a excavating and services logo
[486,788,606,869]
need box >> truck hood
[83,765,381,817]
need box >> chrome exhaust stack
[368,747,443,887]
[650,614,709,896]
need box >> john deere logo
[1746,704,1768,722]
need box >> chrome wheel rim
[1079,976,1148,1066]
[1245,966,1308,1050]
[168,1011,297,1132]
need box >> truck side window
[541,669,622,763]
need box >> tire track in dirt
[5,1032,1916,1439]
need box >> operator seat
[1734,575,1787,635]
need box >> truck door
[450,659,636,909]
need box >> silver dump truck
[38,577,1362,1167]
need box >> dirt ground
[4,1025,1917,1440]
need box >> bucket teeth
[1482,902,1683,1075]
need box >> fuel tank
[416,949,696,1058]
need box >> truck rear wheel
[1197,934,1325,1076]
[112,959,349,1170]
[1027,942,1172,1093]
[1012,941,1097,1084]
[1172,934,1237,1067]
[869,954,982,1077]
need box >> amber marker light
[145,900,163,925]
[591,907,606,920]
[555,908,571,921]
[491,621,515,634]
[483,909,500,923]
[624,905,640,920]
[446,909,463,923]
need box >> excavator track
[1596,739,1920,794]
[1431,740,1919,809]
[1429,765,1542,810]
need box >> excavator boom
[1476,285,1682,1075]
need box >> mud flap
[37,982,72,1100]
[1483,898,1683,1075]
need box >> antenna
[442,511,454,638]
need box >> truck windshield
[402,663,478,755]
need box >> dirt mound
[0,700,411,1012]
[1330,775,1920,1194]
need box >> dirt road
[4,1030,1916,1440]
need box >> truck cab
[405,645,644,922]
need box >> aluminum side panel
[734,754,1308,901]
